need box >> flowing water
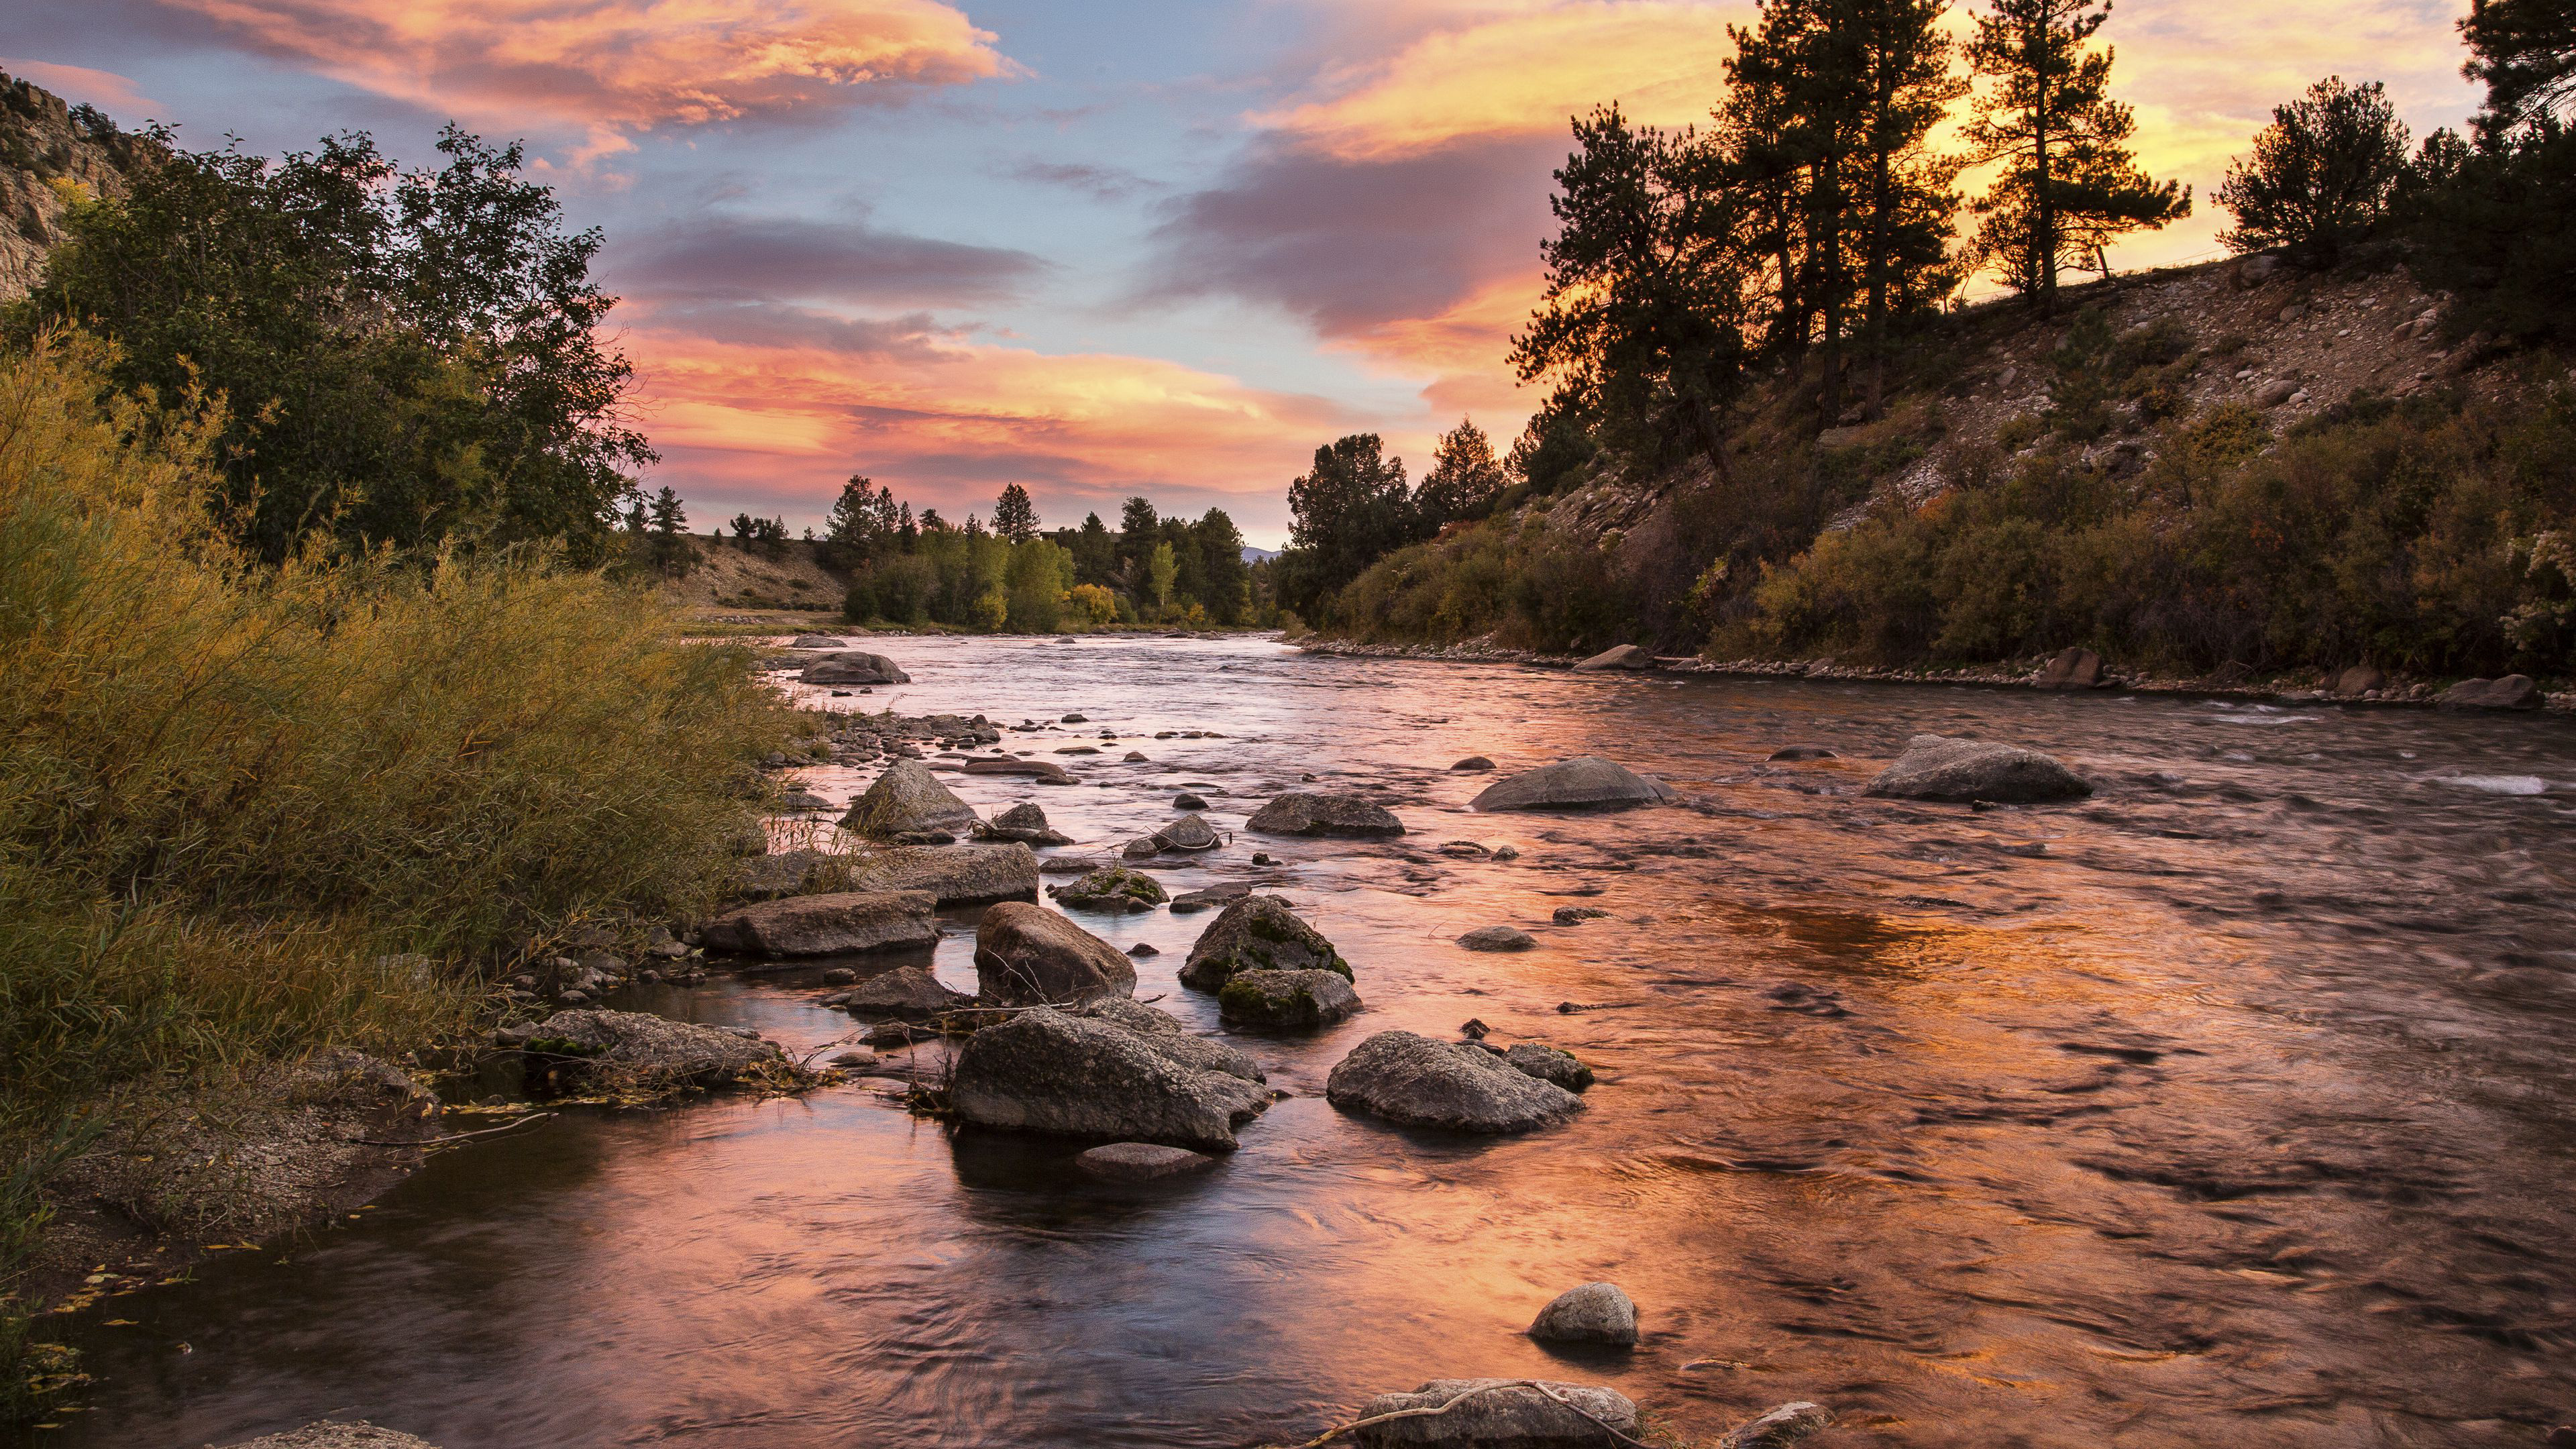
[26,637,2576,1448]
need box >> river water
[28,636,2576,1448]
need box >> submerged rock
[1572,643,1654,672]
[1352,1379,1636,1449]
[841,759,981,839]
[963,756,1077,785]
[2439,674,2542,710]
[1246,792,1405,838]
[698,890,937,957]
[842,843,1039,904]
[979,800,1075,846]
[1076,1141,1218,1181]
[1218,968,1362,1030]
[1864,733,2091,803]
[1504,1042,1595,1091]
[1470,757,1675,812]
[799,650,910,686]
[1181,894,1350,989]
[1767,746,1837,761]
[949,1006,1267,1151]
[1458,925,1536,952]
[1450,755,1496,771]
[1171,881,1254,914]
[973,902,1136,1006]
[1529,1282,1637,1346]
[1052,865,1169,913]
[1326,1030,1584,1134]
[1715,1402,1833,1448]
[787,634,842,649]
[219,1424,445,1449]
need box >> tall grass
[0,333,794,1402]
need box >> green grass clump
[0,333,795,1403]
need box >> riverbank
[1294,637,2576,712]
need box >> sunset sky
[9,0,2479,544]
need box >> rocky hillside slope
[0,71,148,301]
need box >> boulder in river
[841,759,981,839]
[1076,996,1183,1035]
[511,1009,781,1089]
[1767,746,1837,761]
[2438,674,2542,710]
[1051,865,1169,913]
[979,801,1074,847]
[1470,757,1675,812]
[1529,1282,1637,1346]
[833,965,974,1020]
[729,847,837,902]
[1218,969,1362,1030]
[1076,1142,1218,1181]
[2036,647,2106,689]
[1326,1030,1585,1133]
[973,902,1136,1005]
[1450,755,1495,771]
[1246,792,1405,838]
[1171,881,1254,914]
[1174,792,1209,810]
[1572,643,1654,672]
[1352,1379,1636,1449]
[1458,925,1536,952]
[788,635,842,649]
[1504,1042,1595,1091]
[799,650,910,686]
[1864,733,2091,803]
[1181,894,1350,989]
[949,1006,1268,1151]
[698,890,937,958]
[2328,663,2387,698]
[842,843,1039,905]
[1715,1402,1833,1448]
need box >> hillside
[1324,253,2568,691]
[0,72,147,301]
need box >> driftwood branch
[354,1112,557,1148]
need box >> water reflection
[27,637,2576,1448]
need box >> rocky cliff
[0,71,150,302]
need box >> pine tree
[1964,0,2188,305]
[2216,76,2411,267]
[993,483,1039,542]
[1416,418,1508,524]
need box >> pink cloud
[1,58,162,117]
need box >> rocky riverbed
[29,633,2576,1449]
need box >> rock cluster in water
[1864,733,2091,802]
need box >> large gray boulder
[698,890,937,957]
[1572,643,1654,672]
[2439,674,2542,710]
[1864,733,2090,802]
[1471,756,1674,812]
[510,1009,781,1087]
[1051,865,1169,913]
[949,1007,1269,1151]
[2037,647,2106,689]
[1326,1031,1585,1134]
[1529,1282,1637,1346]
[1180,894,1350,989]
[799,650,910,686]
[979,801,1074,845]
[842,843,1038,904]
[1218,968,1362,1030]
[841,759,981,839]
[1353,1379,1637,1449]
[1246,792,1405,838]
[729,847,836,902]
[973,902,1136,1005]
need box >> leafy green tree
[1416,418,1509,525]
[14,124,649,561]
[2218,76,2411,266]
[993,482,1039,543]
[1145,541,1179,616]
[1277,433,1420,619]
[1963,0,2188,305]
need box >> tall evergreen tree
[1416,418,1508,524]
[993,482,1039,542]
[1963,0,2188,305]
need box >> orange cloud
[160,0,1011,150]
[624,310,1356,527]
[0,58,162,117]
[1257,1,1745,158]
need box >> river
[26,635,2576,1448]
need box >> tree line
[1279,0,2576,635]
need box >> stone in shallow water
[1450,755,1495,771]
[841,843,1039,905]
[1528,1281,1636,1345]
[1075,1141,1217,1180]
[1182,894,1349,989]
[1246,792,1405,838]
[1218,968,1362,1030]
[798,650,909,686]
[1352,1379,1635,1448]
[1457,925,1536,952]
[973,902,1136,1005]
[1470,757,1674,812]
[841,759,981,838]
[1504,1042,1594,1091]
[698,891,937,957]
[950,1006,1267,1151]
[1326,1030,1582,1134]
[1863,733,2090,803]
